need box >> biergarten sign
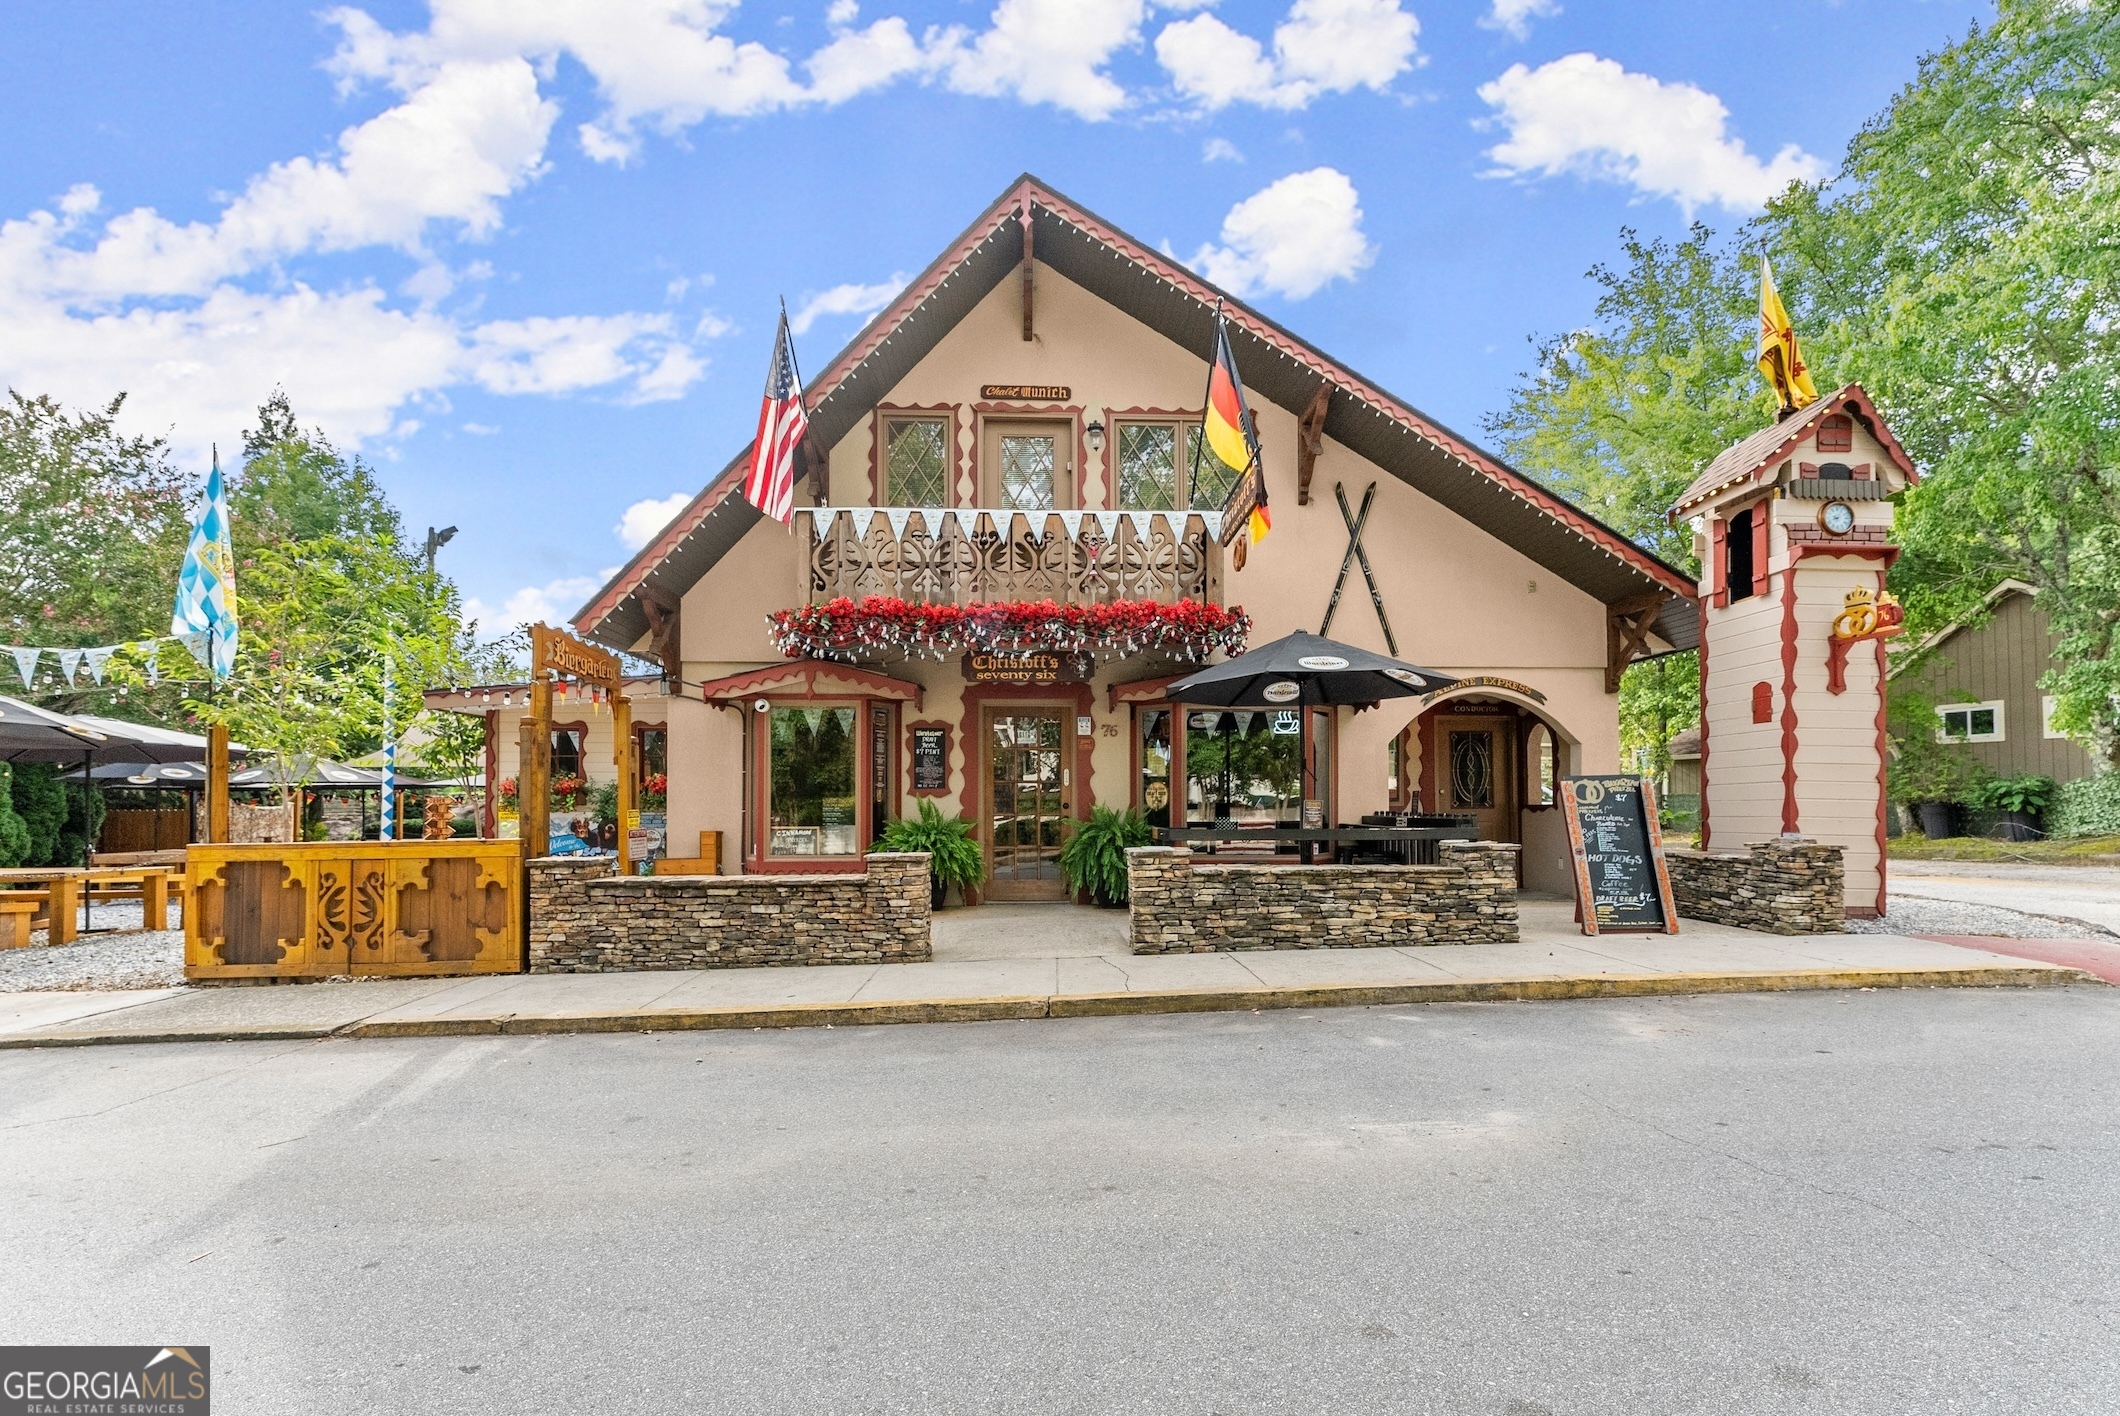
[1559,775,1678,935]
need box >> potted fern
[1976,774,2053,843]
[872,799,985,908]
[1059,805,1154,907]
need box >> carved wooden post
[613,690,635,875]
[206,723,231,844]
[519,675,552,861]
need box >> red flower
[766,597,1250,662]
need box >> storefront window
[1138,709,1173,828]
[551,725,585,778]
[768,707,858,856]
[636,727,667,788]
[1184,709,1305,825]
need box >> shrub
[8,761,66,865]
[2050,773,2120,838]
[1059,805,1154,906]
[1975,774,2054,816]
[0,765,29,867]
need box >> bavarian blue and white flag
[172,450,239,680]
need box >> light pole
[423,525,458,577]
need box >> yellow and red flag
[1198,315,1270,546]
[1756,256,1818,413]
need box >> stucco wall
[666,261,1624,869]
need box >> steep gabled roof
[575,174,1701,654]
[1670,384,1919,519]
[1887,579,2038,680]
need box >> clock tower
[1670,385,1919,918]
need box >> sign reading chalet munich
[421,171,1903,919]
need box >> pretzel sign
[1826,586,1904,693]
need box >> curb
[0,963,2093,1049]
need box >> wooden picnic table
[0,864,181,945]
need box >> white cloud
[1188,168,1374,300]
[615,492,695,550]
[789,275,909,335]
[1477,53,1824,217]
[1203,137,1244,163]
[1157,0,1418,112]
[930,0,1149,121]
[464,573,611,634]
[461,422,499,435]
[1479,0,1559,41]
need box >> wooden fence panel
[101,810,192,853]
[186,840,521,981]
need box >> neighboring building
[559,175,1700,900]
[1889,579,2094,785]
[1666,727,1702,801]
[1671,386,1920,917]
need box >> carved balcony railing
[800,508,1224,606]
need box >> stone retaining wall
[528,853,931,972]
[1664,839,1844,935]
[1126,842,1521,954]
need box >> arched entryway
[1386,689,1580,891]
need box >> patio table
[0,864,180,943]
[1153,823,1478,865]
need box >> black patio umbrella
[0,694,151,762]
[1165,630,1457,708]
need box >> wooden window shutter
[1752,681,1773,723]
[1709,518,1729,609]
[1750,504,1771,598]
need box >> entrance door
[985,709,1070,900]
[1437,715,1518,845]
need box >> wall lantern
[1085,419,1105,453]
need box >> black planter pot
[931,875,948,910]
[1916,801,1959,839]
[1996,811,2041,843]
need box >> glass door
[985,709,1069,900]
[1438,715,1518,844]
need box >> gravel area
[1850,893,2114,939]
[0,901,186,992]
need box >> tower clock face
[1820,500,1856,535]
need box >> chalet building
[1890,580,2093,785]
[564,175,1699,899]
[423,677,670,836]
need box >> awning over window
[695,660,924,710]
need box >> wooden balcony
[800,508,1224,606]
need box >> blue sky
[0,0,1988,633]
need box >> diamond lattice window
[886,419,949,506]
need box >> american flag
[743,309,808,523]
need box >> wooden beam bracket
[1296,383,1331,506]
[1606,591,1670,693]
[1019,195,1035,342]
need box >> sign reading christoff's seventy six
[4,1346,210,1415]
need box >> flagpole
[1187,301,1222,507]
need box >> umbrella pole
[80,748,92,934]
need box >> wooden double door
[983,707,1074,900]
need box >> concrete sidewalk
[0,897,2095,1049]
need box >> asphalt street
[3,989,2116,1415]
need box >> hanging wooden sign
[980,384,1071,401]
[961,651,1092,684]
[1560,776,1679,935]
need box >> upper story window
[1115,420,1238,511]
[1724,506,1757,602]
[1817,414,1854,453]
[980,420,1073,510]
[885,418,949,506]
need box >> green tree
[0,391,194,717]
[0,765,30,867]
[185,395,481,806]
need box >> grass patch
[1888,834,2120,865]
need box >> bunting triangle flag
[83,646,114,685]
[56,649,84,684]
[9,647,38,688]
[178,631,212,671]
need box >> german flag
[1199,314,1270,546]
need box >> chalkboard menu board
[1560,776,1678,934]
[911,727,949,792]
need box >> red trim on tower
[1779,566,1801,834]
[1697,610,1711,850]
[1874,576,1891,918]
